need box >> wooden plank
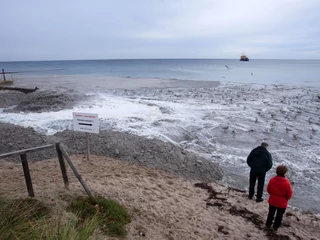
[0,144,53,159]
[58,143,94,198]
[20,154,35,197]
[55,143,69,189]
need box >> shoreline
[1,81,320,215]
[6,75,220,91]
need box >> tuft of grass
[0,198,51,240]
[67,196,131,237]
[42,213,101,240]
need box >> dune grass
[41,214,101,240]
[67,196,131,237]
[0,195,131,240]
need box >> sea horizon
[1,58,320,88]
[2,57,320,63]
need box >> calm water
[1,59,320,87]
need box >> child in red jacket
[266,165,293,231]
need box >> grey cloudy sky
[1,0,319,61]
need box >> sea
[1,59,320,86]
[1,59,320,213]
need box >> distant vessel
[240,54,249,61]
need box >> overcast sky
[1,0,319,61]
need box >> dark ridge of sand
[0,123,223,182]
[0,123,52,161]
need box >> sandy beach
[0,153,319,240]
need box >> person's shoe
[248,195,253,200]
[273,227,278,232]
[256,198,264,202]
[264,225,272,231]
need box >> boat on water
[240,54,249,61]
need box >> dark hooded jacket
[247,146,273,174]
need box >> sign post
[73,112,99,161]
[86,132,90,161]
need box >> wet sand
[9,75,220,92]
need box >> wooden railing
[0,143,94,198]
[0,144,54,197]
[56,143,94,198]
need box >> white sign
[73,112,99,134]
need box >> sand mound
[0,155,319,240]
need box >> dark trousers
[249,171,266,199]
[266,204,286,229]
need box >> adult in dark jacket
[266,165,293,231]
[247,142,273,202]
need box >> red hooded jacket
[267,176,293,208]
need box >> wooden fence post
[20,154,35,197]
[55,143,69,189]
[0,144,54,197]
[58,143,94,198]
